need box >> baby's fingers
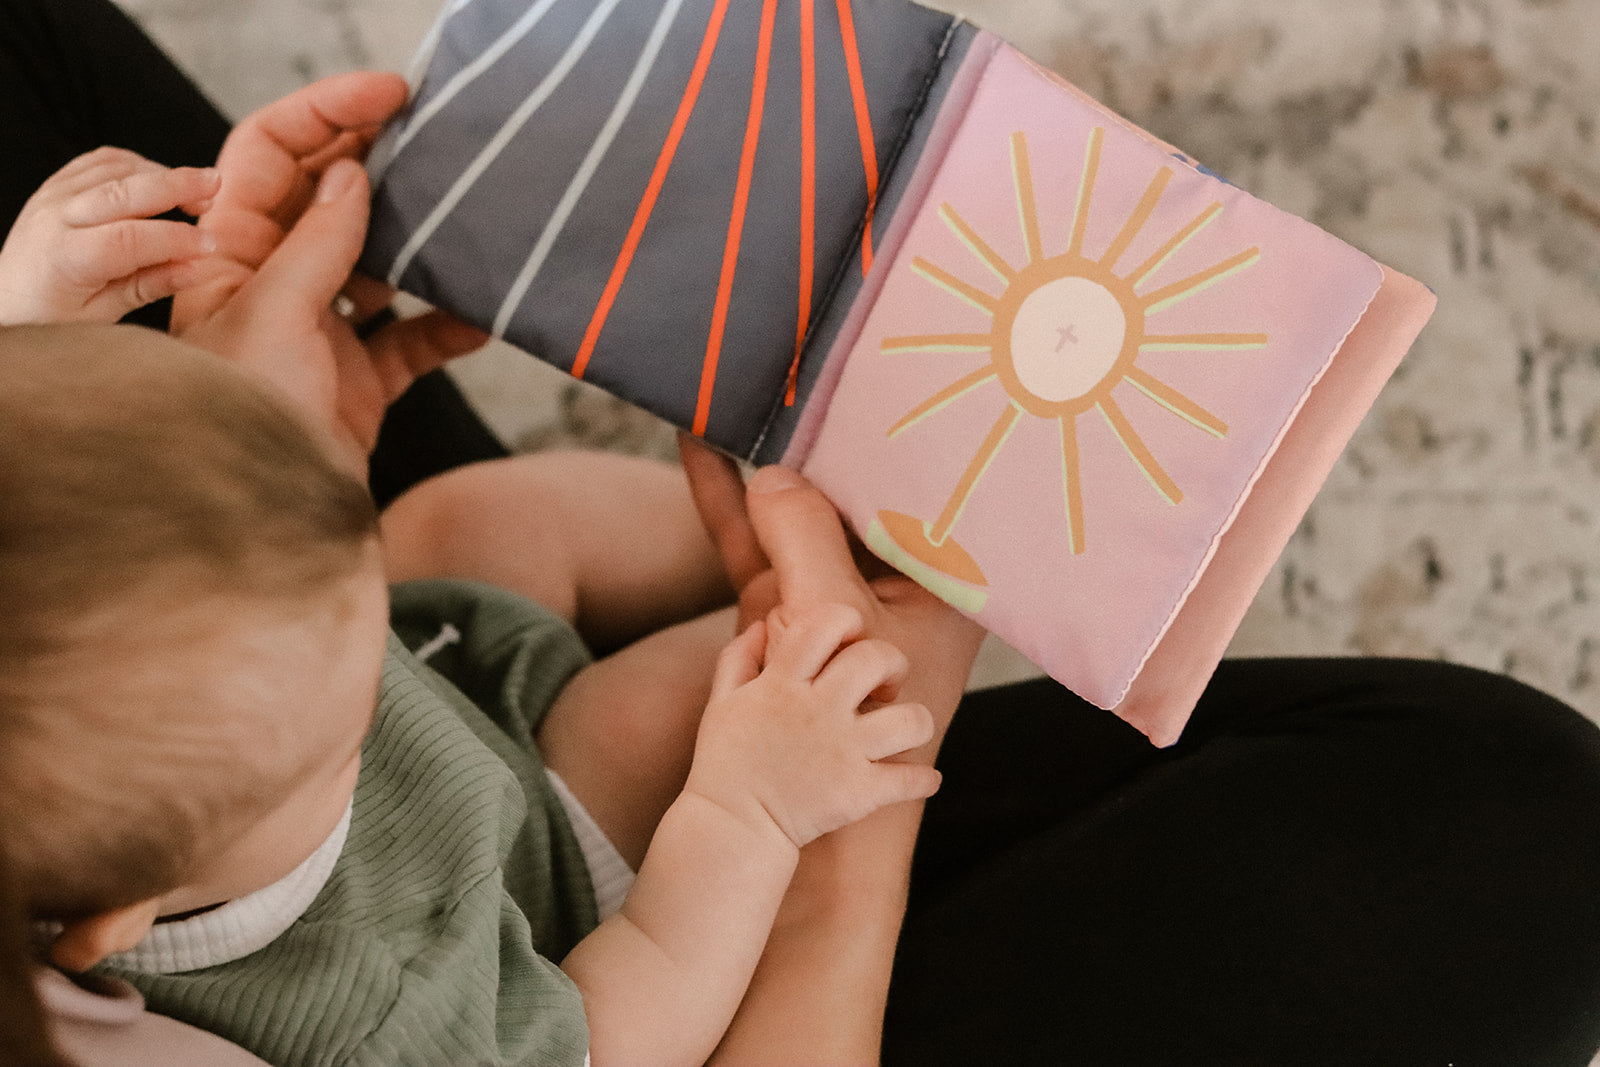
[63,162,220,228]
[764,602,863,681]
[815,636,909,710]
[865,761,943,809]
[710,619,767,699]
[67,218,215,288]
[857,702,936,762]
[78,260,201,322]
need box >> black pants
[896,658,1600,1064]
[7,3,1599,1062]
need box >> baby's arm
[0,147,218,325]
[683,453,987,1062]
[558,602,940,1066]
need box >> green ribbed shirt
[108,580,600,1066]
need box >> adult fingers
[63,164,220,228]
[857,702,936,763]
[679,436,768,592]
[338,272,398,325]
[210,72,407,250]
[235,71,406,163]
[299,127,384,177]
[745,466,871,611]
[250,159,370,320]
[364,308,490,403]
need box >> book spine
[753,19,998,467]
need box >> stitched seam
[747,16,965,463]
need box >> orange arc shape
[877,510,988,586]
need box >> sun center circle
[1005,275,1128,406]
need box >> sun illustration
[868,128,1266,612]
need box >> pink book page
[800,43,1385,720]
[1116,266,1436,744]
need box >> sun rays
[568,0,884,437]
[875,128,1266,587]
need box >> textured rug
[117,0,1600,727]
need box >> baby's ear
[49,898,161,972]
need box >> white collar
[105,801,352,975]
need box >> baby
[0,320,941,1065]
[0,72,981,1063]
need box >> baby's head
[0,324,388,968]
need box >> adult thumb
[254,158,370,315]
[745,466,871,610]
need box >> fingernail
[747,466,806,494]
[198,229,217,253]
[200,167,221,186]
[317,161,360,203]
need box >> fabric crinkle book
[361,0,1437,746]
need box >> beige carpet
[118,0,1600,726]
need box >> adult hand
[683,440,985,1066]
[679,437,984,758]
[174,73,487,466]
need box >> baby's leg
[380,450,731,653]
[539,608,734,868]
[381,450,738,868]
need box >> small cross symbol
[1055,325,1079,352]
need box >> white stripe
[492,0,686,338]
[386,0,626,289]
[395,0,563,157]
[366,0,478,187]
[404,0,477,89]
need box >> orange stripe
[836,0,878,276]
[787,0,817,407]
[571,0,731,381]
[694,0,779,437]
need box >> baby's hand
[685,602,942,851]
[0,147,219,325]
